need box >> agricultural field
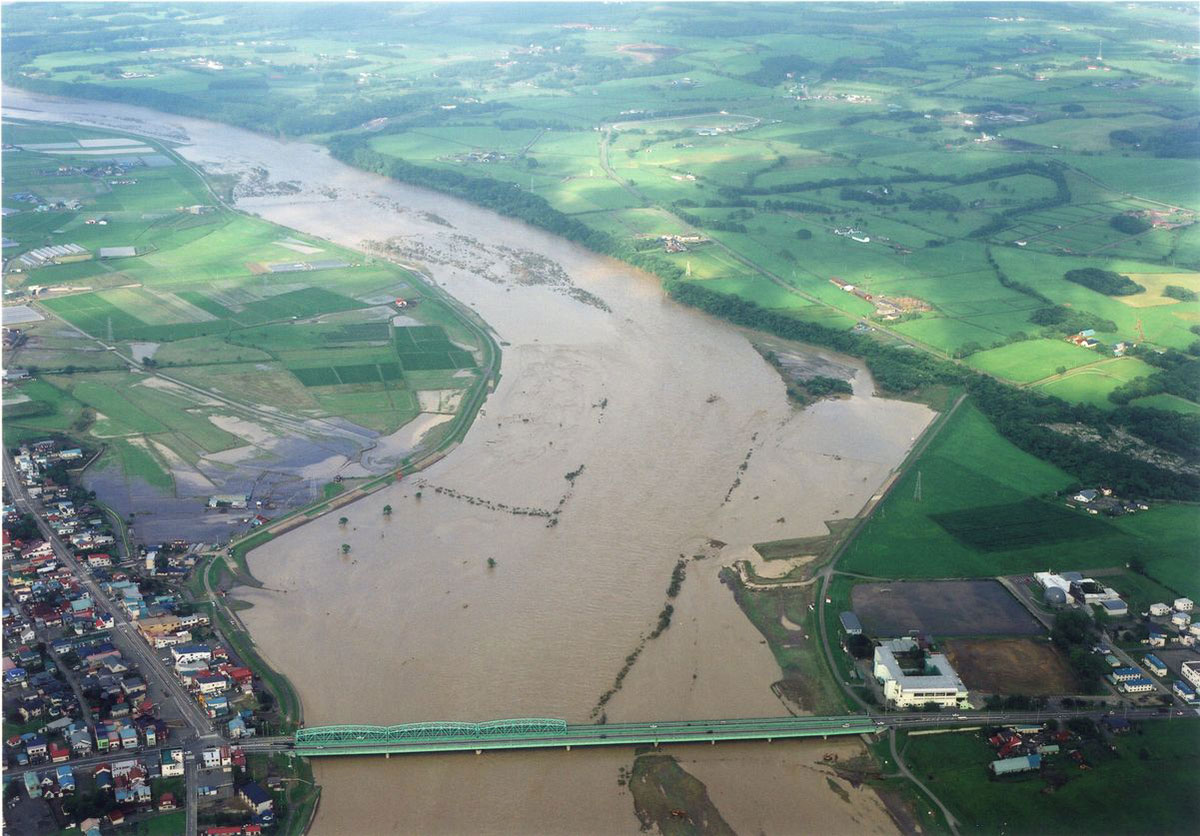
[898,721,1200,835]
[837,401,1187,579]
[5,3,1197,417]
[1,119,491,519]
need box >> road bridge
[285,716,878,757]
[227,708,1199,761]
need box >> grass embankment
[725,576,853,715]
[898,720,1200,835]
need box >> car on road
[841,723,850,728]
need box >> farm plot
[942,639,1079,695]
[930,499,1118,553]
[394,325,476,371]
[850,580,1043,638]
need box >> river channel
[4,88,933,835]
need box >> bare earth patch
[943,638,1079,695]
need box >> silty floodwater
[4,88,932,835]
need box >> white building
[1171,612,1192,629]
[1034,572,1072,595]
[161,749,184,778]
[1122,677,1155,694]
[873,640,969,709]
[1149,602,1171,617]
[1181,660,1200,690]
[1174,598,1194,613]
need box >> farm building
[1120,676,1155,694]
[1149,602,1171,617]
[1174,598,1194,613]
[1100,599,1128,617]
[873,640,969,709]
[839,612,863,636]
[990,754,1040,776]
[1143,655,1168,677]
[1174,680,1198,703]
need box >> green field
[2,119,490,495]
[842,402,1079,577]
[1038,357,1160,409]
[964,340,1103,384]
[899,721,1200,835]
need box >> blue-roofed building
[839,612,863,636]
[1111,666,1141,682]
[239,781,273,816]
[1173,680,1198,703]
[55,765,75,792]
[1144,654,1168,677]
[1121,676,1155,694]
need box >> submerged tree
[382,505,392,516]
[340,543,351,555]
[338,516,348,527]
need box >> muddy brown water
[5,88,932,835]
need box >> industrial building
[872,639,969,709]
[1111,667,1142,683]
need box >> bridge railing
[295,718,568,745]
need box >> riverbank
[4,89,933,835]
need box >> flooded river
[5,88,931,835]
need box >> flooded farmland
[5,88,934,835]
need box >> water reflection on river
[4,88,931,835]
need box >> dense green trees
[1063,268,1145,296]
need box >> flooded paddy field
[5,88,933,834]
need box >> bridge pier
[385,753,390,759]
[476,749,482,755]
[566,745,571,751]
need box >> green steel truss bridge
[288,715,878,757]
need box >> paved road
[4,453,215,739]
